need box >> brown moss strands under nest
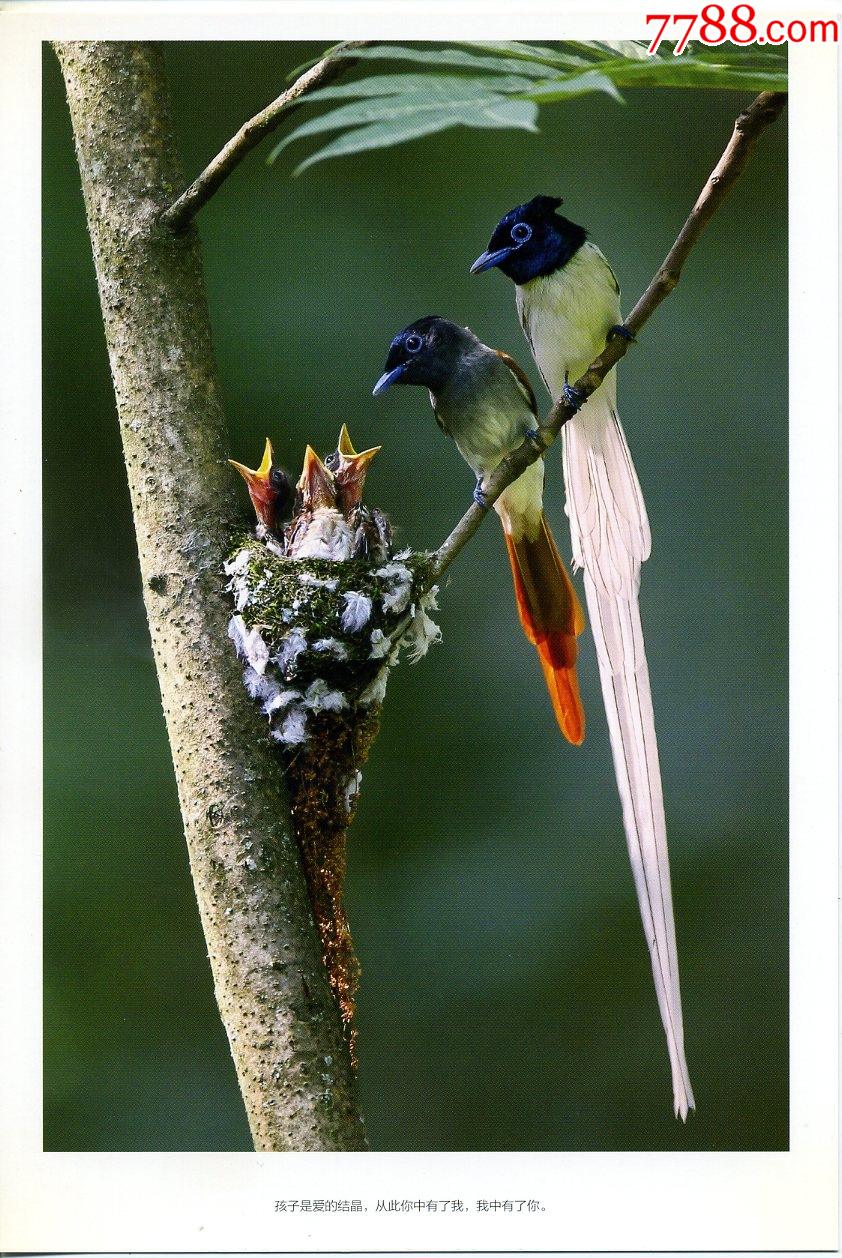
[285,706,380,1063]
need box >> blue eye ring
[511,221,533,243]
[404,333,423,354]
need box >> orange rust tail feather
[504,516,586,745]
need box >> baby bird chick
[325,424,392,562]
[285,445,355,561]
[228,438,294,538]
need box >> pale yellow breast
[517,242,621,398]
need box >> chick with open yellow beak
[325,424,381,516]
[296,444,338,512]
[286,446,354,561]
[228,438,293,536]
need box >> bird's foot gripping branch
[225,431,440,1059]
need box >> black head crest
[470,194,586,284]
[526,194,563,216]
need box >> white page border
[0,3,836,1252]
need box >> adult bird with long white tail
[471,194,694,1119]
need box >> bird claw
[562,380,587,412]
[524,427,544,452]
[609,322,635,343]
[473,480,490,510]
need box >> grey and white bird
[471,194,695,1119]
[374,315,586,746]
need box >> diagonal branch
[160,41,373,231]
[428,89,787,584]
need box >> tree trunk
[53,40,367,1152]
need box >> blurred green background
[43,43,787,1152]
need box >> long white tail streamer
[564,380,694,1119]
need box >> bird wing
[494,347,539,415]
[563,378,694,1118]
[561,369,651,591]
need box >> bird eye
[404,334,423,354]
[511,221,533,243]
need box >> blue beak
[372,363,407,396]
[470,245,514,275]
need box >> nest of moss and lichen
[223,535,441,1058]
[226,535,438,711]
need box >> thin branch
[159,41,373,231]
[428,89,787,584]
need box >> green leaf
[611,56,787,88]
[323,42,588,79]
[564,39,653,61]
[292,38,787,86]
[444,40,595,69]
[682,44,788,67]
[308,40,786,91]
[526,56,786,95]
[291,98,539,175]
[269,76,539,163]
[290,71,540,103]
[519,68,625,103]
[271,39,786,176]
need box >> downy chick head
[470,195,587,285]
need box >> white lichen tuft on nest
[340,591,372,634]
[225,541,441,747]
[342,770,363,815]
[374,561,414,614]
[406,586,443,662]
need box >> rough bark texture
[54,40,367,1152]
